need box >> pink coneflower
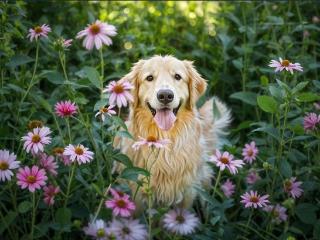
[16,166,47,192]
[110,219,148,240]
[209,150,244,175]
[52,147,72,166]
[0,150,20,182]
[242,141,259,164]
[303,112,320,132]
[132,136,171,150]
[103,80,134,108]
[95,105,116,122]
[163,209,199,235]
[268,57,303,74]
[27,24,51,42]
[246,170,261,185]
[84,219,116,240]
[264,204,288,224]
[63,39,73,48]
[63,144,94,165]
[39,153,58,176]
[54,100,77,118]
[284,177,303,199]
[21,127,51,154]
[105,192,136,217]
[43,184,60,206]
[221,179,235,198]
[76,20,117,50]
[240,191,270,208]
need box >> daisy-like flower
[27,24,51,42]
[27,120,44,130]
[39,153,58,176]
[242,141,259,164]
[264,204,288,224]
[221,179,235,198]
[17,166,47,192]
[52,147,71,166]
[0,150,20,182]
[209,150,244,175]
[95,105,116,122]
[284,177,303,199]
[21,127,51,154]
[163,208,199,236]
[105,191,136,217]
[43,184,60,206]
[132,136,171,151]
[268,57,303,74]
[110,219,148,240]
[63,144,94,165]
[76,20,117,50]
[84,219,116,240]
[54,100,77,118]
[103,80,134,108]
[246,170,261,185]
[240,191,270,209]
[303,112,320,132]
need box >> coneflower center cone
[115,199,127,208]
[146,136,157,142]
[281,60,290,67]
[27,175,36,184]
[220,157,229,164]
[90,24,100,35]
[75,147,84,155]
[176,215,185,224]
[32,134,41,143]
[0,161,9,170]
[96,229,105,237]
[250,196,259,203]
[34,26,43,34]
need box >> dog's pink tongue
[154,109,176,131]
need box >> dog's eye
[174,74,182,80]
[146,75,153,81]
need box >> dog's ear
[184,60,207,109]
[119,60,145,108]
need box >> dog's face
[122,55,207,131]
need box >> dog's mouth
[147,101,182,131]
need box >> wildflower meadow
[1,1,320,240]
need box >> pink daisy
[221,179,235,198]
[163,209,199,235]
[54,100,77,118]
[52,147,72,166]
[268,57,303,74]
[284,177,303,199]
[21,127,51,154]
[209,150,244,175]
[242,141,259,164]
[264,204,288,224]
[132,136,171,150]
[240,191,270,209]
[63,144,94,165]
[246,170,261,185]
[0,149,20,182]
[110,219,148,240]
[84,219,117,240]
[95,105,116,122]
[105,193,136,217]
[17,166,47,192]
[43,184,60,206]
[76,20,117,50]
[103,80,134,108]
[39,153,58,176]
[27,24,51,42]
[303,112,320,132]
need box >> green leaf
[0,211,17,234]
[6,55,34,68]
[232,58,243,70]
[260,75,269,86]
[120,167,150,181]
[55,208,72,225]
[113,153,133,167]
[43,71,65,85]
[91,183,103,196]
[116,130,134,139]
[94,99,108,111]
[252,126,280,142]
[82,66,101,88]
[280,159,292,178]
[230,91,257,106]
[257,95,278,113]
[268,85,283,100]
[33,96,52,112]
[295,203,318,224]
[314,219,320,239]
[18,201,32,213]
[296,92,320,102]
[292,81,309,94]
[112,116,129,131]
[210,216,221,226]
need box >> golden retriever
[116,55,231,208]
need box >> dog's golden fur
[116,55,231,208]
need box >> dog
[115,55,231,208]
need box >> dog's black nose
[157,89,174,104]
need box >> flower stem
[212,170,222,198]
[245,209,254,235]
[92,184,112,222]
[30,192,36,240]
[64,164,76,207]
[65,117,72,142]
[99,48,104,99]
